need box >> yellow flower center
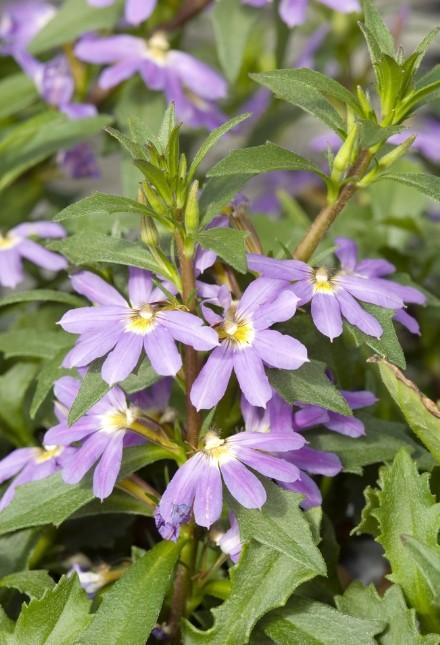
[35,445,63,463]
[125,304,157,335]
[0,233,19,251]
[99,408,138,433]
[147,32,170,63]
[203,431,233,464]
[218,317,255,348]
[312,267,336,294]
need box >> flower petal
[167,50,227,100]
[19,239,67,271]
[0,448,36,484]
[325,411,365,437]
[71,271,128,306]
[125,0,157,24]
[233,348,272,408]
[247,254,310,280]
[254,329,308,369]
[234,446,300,482]
[220,458,267,509]
[335,289,382,338]
[101,333,144,384]
[191,344,234,410]
[127,268,153,308]
[311,293,343,340]
[44,417,99,445]
[334,237,358,271]
[12,222,65,239]
[93,432,125,500]
[54,376,81,408]
[236,278,286,318]
[62,328,122,368]
[286,446,342,476]
[341,389,377,410]
[281,472,322,509]
[75,35,146,63]
[229,430,304,451]
[252,289,299,329]
[0,249,23,288]
[62,432,109,485]
[337,275,403,309]
[58,306,126,334]
[142,326,181,376]
[394,309,421,335]
[193,462,223,528]
[158,310,219,350]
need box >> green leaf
[29,0,123,54]
[53,193,155,223]
[231,481,326,571]
[121,360,159,394]
[73,489,153,519]
[0,330,72,359]
[30,351,74,419]
[254,68,360,111]
[105,126,147,160]
[196,228,248,273]
[200,175,250,226]
[184,541,322,645]
[253,71,346,135]
[207,142,325,179]
[0,570,55,600]
[372,357,440,464]
[49,233,163,276]
[0,529,41,579]
[269,360,351,415]
[355,450,440,632]
[157,102,177,150]
[79,541,180,645]
[0,112,112,193]
[358,120,403,148]
[5,575,91,645]
[402,535,440,606]
[379,173,440,203]
[336,582,440,645]
[345,304,406,369]
[361,0,395,58]
[0,74,38,119]
[0,446,169,536]
[188,114,250,182]
[0,289,84,309]
[211,0,258,83]
[0,363,39,446]
[263,597,384,645]
[310,414,430,475]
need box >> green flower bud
[331,123,359,183]
[184,180,200,234]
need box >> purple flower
[214,513,242,563]
[247,170,319,216]
[191,278,308,410]
[74,32,227,129]
[155,429,304,539]
[334,237,426,335]
[389,118,440,163]
[56,142,100,180]
[59,268,219,384]
[0,1,55,54]
[71,564,108,597]
[44,375,148,500]
[248,243,420,340]
[242,0,359,28]
[0,222,67,288]
[87,0,157,25]
[0,444,72,510]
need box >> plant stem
[292,150,372,262]
[168,529,197,643]
[158,0,214,32]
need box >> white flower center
[0,233,19,251]
[125,304,157,335]
[99,407,138,433]
[203,431,234,465]
[35,445,63,463]
[312,267,337,294]
[219,315,255,348]
[146,32,170,64]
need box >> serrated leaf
[269,360,351,415]
[200,175,249,226]
[253,70,352,133]
[196,228,248,273]
[0,289,84,309]
[0,112,111,193]
[231,481,326,572]
[188,114,250,182]
[356,450,440,631]
[372,358,440,462]
[29,0,123,54]
[121,360,159,394]
[53,193,155,223]
[0,446,169,536]
[402,535,440,606]
[184,541,322,645]
[207,142,325,178]
[358,120,403,148]
[345,304,406,369]
[0,330,72,359]
[379,173,440,203]
[212,0,257,83]
[79,541,180,645]
[5,575,91,645]
[49,233,164,277]
[0,73,38,119]
[336,582,439,645]
[105,126,147,159]
[309,414,429,475]
[264,597,384,645]
[0,570,55,600]
[157,102,176,150]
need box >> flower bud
[331,123,359,183]
[141,216,159,247]
[356,86,375,120]
[184,180,199,234]
[358,135,416,187]
[142,182,169,218]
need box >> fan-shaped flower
[0,222,67,288]
[0,444,72,510]
[242,0,359,28]
[59,268,218,384]
[155,429,304,540]
[214,513,242,563]
[87,0,157,25]
[74,32,227,129]
[44,375,151,500]
[191,278,308,410]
